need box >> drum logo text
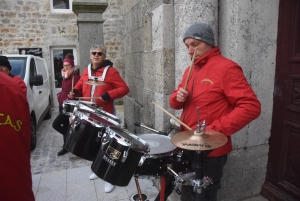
[106,146,121,160]
[181,143,212,148]
[103,155,116,166]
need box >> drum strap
[88,64,110,81]
[88,64,111,102]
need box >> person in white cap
[167,22,261,201]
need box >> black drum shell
[91,136,144,187]
[134,155,173,177]
[135,150,192,179]
[64,119,105,161]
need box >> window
[8,57,27,79]
[50,0,73,13]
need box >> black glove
[101,92,111,101]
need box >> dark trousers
[52,106,70,145]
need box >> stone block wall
[103,0,125,77]
[123,0,175,134]
[0,0,79,77]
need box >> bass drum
[64,110,106,161]
[91,126,149,186]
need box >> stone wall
[122,0,175,133]
[123,0,278,200]
[0,0,125,99]
[0,0,79,78]
[103,0,125,77]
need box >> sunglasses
[91,52,104,56]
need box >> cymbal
[85,81,106,86]
[171,130,228,151]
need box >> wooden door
[261,0,300,200]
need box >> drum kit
[61,79,228,201]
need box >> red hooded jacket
[0,73,34,201]
[170,47,261,157]
[57,68,80,106]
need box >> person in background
[52,53,80,156]
[0,55,27,94]
[0,73,35,201]
[68,44,129,193]
[168,22,261,201]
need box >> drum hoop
[144,149,175,159]
[106,126,149,153]
[77,102,121,124]
[75,108,121,127]
[75,110,111,128]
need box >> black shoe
[57,148,68,156]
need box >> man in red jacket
[68,44,129,193]
[169,23,261,201]
[0,55,27,95]
[0,73,34,201]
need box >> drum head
[137,134,176,155]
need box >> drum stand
[168,151,213,195]
[133,175,167,201]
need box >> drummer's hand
[99,96,106,102]
[68,89,78,99]
[100,92,110,102]
[176,88,188,102]
[68,92,75,99]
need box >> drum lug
[121,151,128,162]
[138,156,146,166]
[96,131,102,142]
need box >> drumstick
[152,102,192,130]
[184,46,197,90]
[71,76,74,93]
[75,97,99,99]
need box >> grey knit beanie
[183,22,215,47]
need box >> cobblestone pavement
[30,105,124,175]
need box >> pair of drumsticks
[73,48,197,130]
[152,47,198,130]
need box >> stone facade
[0,0,78,75]
[0,0,125,77]
[1,0,281,200]
[123,0,278,200]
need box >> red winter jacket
[9,73,27,95]
[73,61,129,114]
[169,47,261,157]
[57,68,80,106]
[0,73,34,201]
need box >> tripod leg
[134,177,144,201]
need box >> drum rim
[137,133,176,155]
[106,126,150,153]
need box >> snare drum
[91,126,149,186]
[75,101,121,126]
[62,100,96,116]
[134,134,177,179]
[64,110,106,161]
